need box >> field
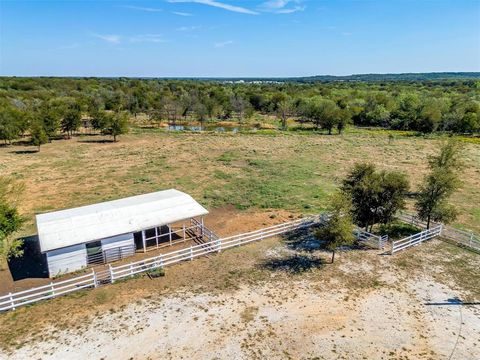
[1,128,480,235]
[0,129,479,359]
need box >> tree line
[0,77,479,148]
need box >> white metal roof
[36,189,208,252]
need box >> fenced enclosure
[0,215,323,312]
[391,225,443,254]
[397,211,480,252]
[1,211,476,312]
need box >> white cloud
[172,11,193,16]
[259,0,305,14]
[129,34,167,43]
[92,33,121,44]
[168,0,258,15]
[214,40,233,48]
[342,32,352,36]
[121,5,163,12]
[176,25,202,31]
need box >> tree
[341,163,409,231]
[0,102,22,144]
[276,98,294,130]
[102,112,129,142]
[315,192,355,263]
[0,177,25,265]
[415,141,463,228]
[61,107,81,138]
[30,121,48,151]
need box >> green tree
[0,177,25,265]
[315,193,355,263]
[61,107,81,138]
[0,103,22,144]
[415,141,463,228]
[276,97,294,130]
[102,112,129,142]
[341,163,409,231]
[30,121,48,151]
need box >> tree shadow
[77,139,114,144]
[10,149,38,154]
[282,224,325,252]
[260,254,325,274]
[7,235,49,280]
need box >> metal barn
[35,189,210,276]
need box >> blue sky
[1,0,479,77]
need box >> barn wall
[101,233,135,263]
[46,244,87,277]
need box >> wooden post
[109,264,114,283]
[142,230,146,253]
[190,246,193,261]
[9,292,15,311]
[92,269,97,288]
[51,282,55,296]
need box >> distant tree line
[0,77,479,148]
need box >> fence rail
[391,225,443,254]
[0,215,323,312]
[0,271,96,311]
[397,211,480,252]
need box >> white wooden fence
[355,229,388,249]
[0,271,96,311]
[391,225,443,254]
[397,212,480,252]
[0,215,322,312]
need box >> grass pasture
[1,128,479,235]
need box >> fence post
[9,292,15,311]
[50,282,55,296]
[130,263,134,277]
[109,264,114,284]
[217,238,221,253]
[92,269,97,288]
[190,246,193,261]
[159,254,164,268]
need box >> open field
[0,221,479,359]
[1,129,479,235]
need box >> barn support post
[200,217,204,239]
[155,227,159,249]
[142,230,146,253]
[169,225,172,246]
[183,224,186,241]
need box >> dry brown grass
[1,129,479,235]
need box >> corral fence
[0,271,96,311]
[397,211,480,252]
[0,214,323,312]
[391,225,443,254]
[355,229,388,250]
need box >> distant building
[36,189,209,276]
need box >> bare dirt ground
[1,233,479,360]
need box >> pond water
[167,124,246,133]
